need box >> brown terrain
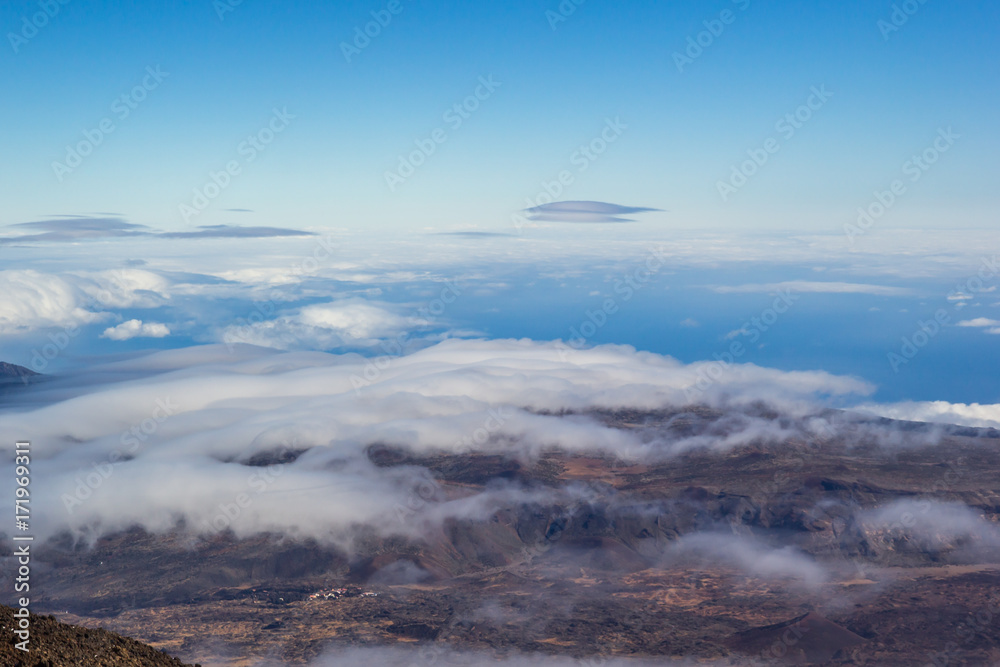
[4,406,1000,665]
[0,604,195,666]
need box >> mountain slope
[0,362,37,379]
[0,605,196,666]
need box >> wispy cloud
[160,225,315,239]
[0,217,314,244]
[956,317,1000,328]
[857,400,1000,429]
[711,281,915,296]
[0,217,149,243]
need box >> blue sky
[1,0,998,231]
[0,1,998,422]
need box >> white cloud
[0,339,877,544]
[956,318,1000,328]
[679,318,699,327]
[711,281,914,296]
[857,400,1000,429]
[0,270,105,335]
[0,268,174,338]
[666,533,827,589]
[298,301,412,339]
[76,269,171,308]
[861,499,1000,555]
[220,299,424,350]
[101,319,171,341]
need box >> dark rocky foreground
[0,605,196,666]
[5,407,1000,665]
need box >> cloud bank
[858,400,1000,429]
[0,339,875,546]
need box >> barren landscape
[7,406,1000,665]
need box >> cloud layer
[0,217,314,244]
[711,281,914,296]
[0,339,875,545]
[858,400,1000,429]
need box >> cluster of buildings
[307,587,379,601]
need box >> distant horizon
[1,225,997,412]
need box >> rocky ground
[4,407,1000,665]
[0,604,196,666]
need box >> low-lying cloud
[262,647,710,667]
[0,339,877,546]
[665,532,829,589]
[861,499,1000,557]
[857,400,1000,429]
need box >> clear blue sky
[1,0,997,231]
